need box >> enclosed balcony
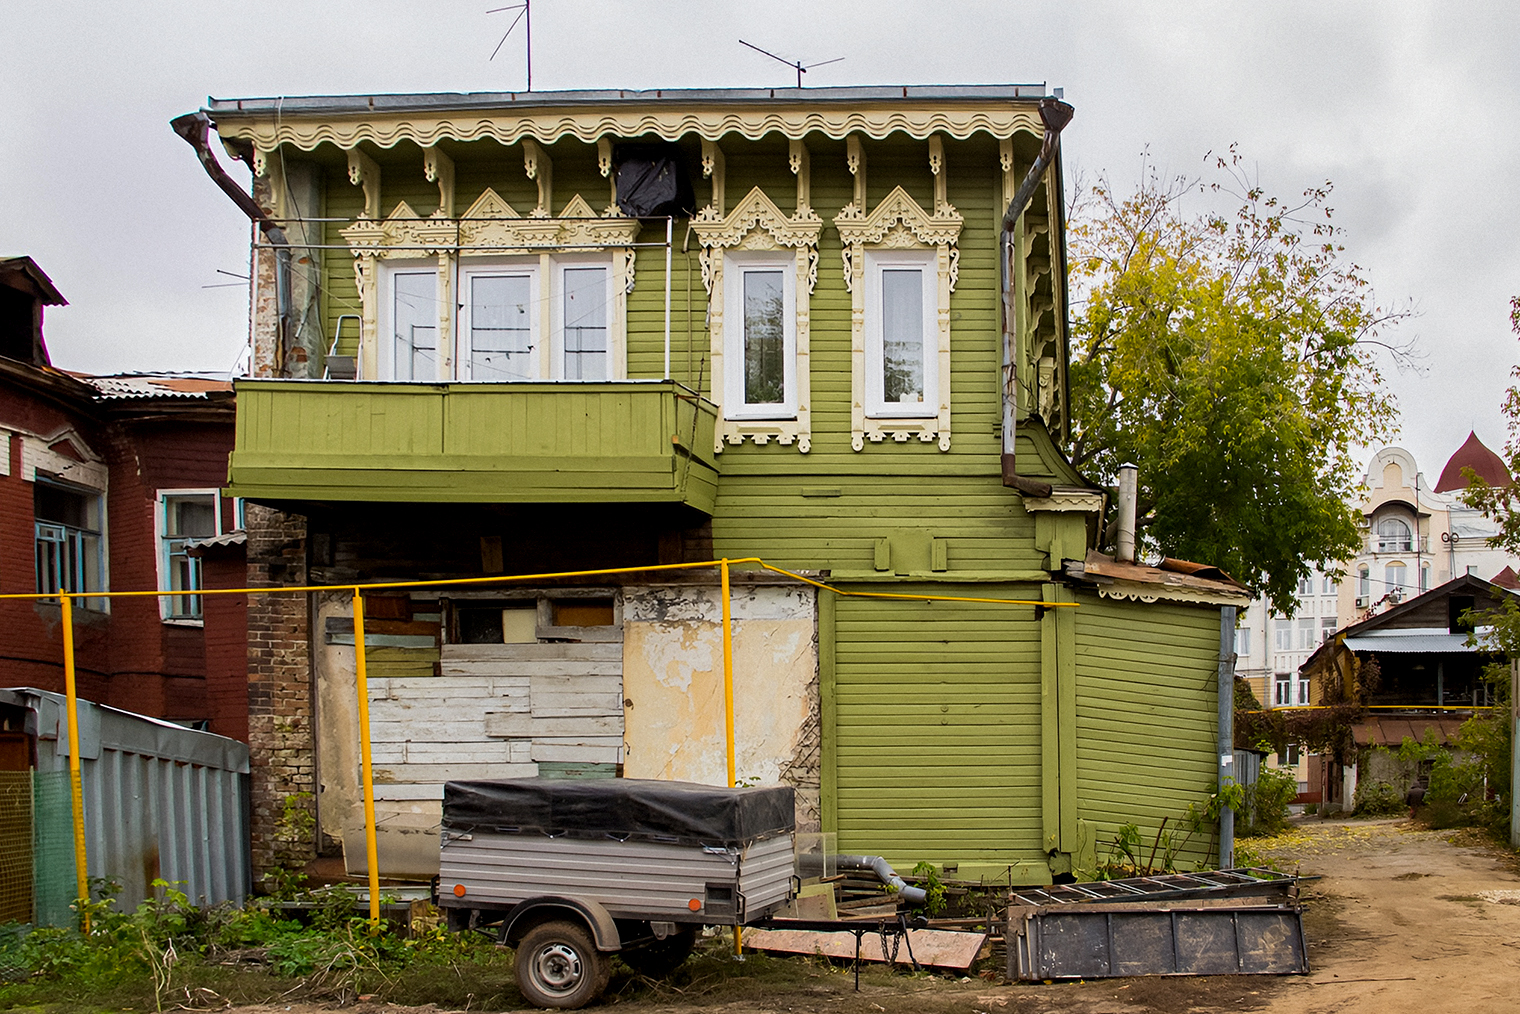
[225,380,720,514]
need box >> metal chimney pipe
[1116,463,1138,563]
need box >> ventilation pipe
[797,853,928,904]
[171,110,293,374]
[999,96,1074,495]
[1116,462,1138,563]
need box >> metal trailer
[438,777,797,1010]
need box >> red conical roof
[1435,431,1512,492]
[1492,566,1520,591]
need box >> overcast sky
[3,0,1516,479]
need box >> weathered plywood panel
[530,740,623,764]
[485,714,622,738]
[621,585,815,788]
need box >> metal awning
[1343,629,1475,653]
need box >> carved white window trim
[690,186,822,453]
[863,249,939,420]
[722,251,798,420]
[834,185,962,451]
[341,189,638,382]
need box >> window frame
[377,259,443,382]
[721,250,799,421]
[863,249,939,420]
[457,258,542,382]
[155,488,229,625]
[550,254,617,382]
[34,476,107,613]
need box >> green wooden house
[180,86,1248,885]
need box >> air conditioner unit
[1355,595,1369,608]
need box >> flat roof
[206,84,1055,117]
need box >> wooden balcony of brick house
[224,379,720,514]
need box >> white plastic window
[864,250,937,418]
[379,264,440,381]
[723,252,797,419]
[461,264,538,381]
[555,262,611,380]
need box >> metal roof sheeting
[80,373,234,400]
[1,688,249,918]
[1343,630,1476,653]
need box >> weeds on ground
[0,878,510,1013]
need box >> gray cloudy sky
[2,0,1516,479]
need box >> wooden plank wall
[831,588,1046,871]
[1071,593,1223,869]
[367,641,623,794]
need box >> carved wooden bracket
[423,145,455,219]
[522,138,553,217]
[347,147,381,220]
[701,139,726,217]
[789,139,811,215]
[846,135,867,210]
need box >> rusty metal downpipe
[171,111,292,373]
[1000,97,1074,496]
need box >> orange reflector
[687,898,702,912]
[453,884,467,897]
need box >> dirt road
[233,817,1520,1014]
[1252,818,1520,1014]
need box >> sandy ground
[231,817,1520,1013]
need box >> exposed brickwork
[244,503,314,882]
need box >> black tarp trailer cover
[439,778,797,927]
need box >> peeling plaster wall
[622,584,820,831]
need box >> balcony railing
[226,380,720,513]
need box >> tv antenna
[739,39,844,88]
[488,1,533,91]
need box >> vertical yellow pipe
[721,559,735,787]
[352,590,381,925]
[61,593,90,932]
[720,561,741,957]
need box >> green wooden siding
[1072,593,1224,869]
[227,380,718,509]
[831,588,1047,872]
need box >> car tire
[514,919,611,1010]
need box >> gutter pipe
[999,97,1074,495]
[1217,605,1238,868]
[171,111,293,374]
[798,853,928,904]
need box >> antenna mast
[488,1,533,91]
[739,39,844,88]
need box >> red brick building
[0,257,247,740]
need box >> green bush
[1239,765,1298,836]
[1352,779,1405,817]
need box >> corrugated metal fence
[0,688,250,922]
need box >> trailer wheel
[619,925,697,978]
[514,920,610,1010]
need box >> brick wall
[244,503,313,882]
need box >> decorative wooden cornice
[223,104,1046,158]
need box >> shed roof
[1351,716,1467,748]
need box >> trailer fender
[502,897,622,952]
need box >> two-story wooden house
[181,86,1249,885]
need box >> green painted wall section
[829,586,1048,877]
[227,379,717,509]
[1072,592,1225,871]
